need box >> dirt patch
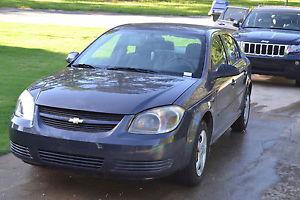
[262,163,300,200]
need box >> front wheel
[231,89,251,132]
[178,121,209,186]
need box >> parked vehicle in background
[208,0,229,22]
[215,6,250,31]
[10,23,251,186]
[234,6,300,86]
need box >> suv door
[210,34,237,139]
[221,34,248,116]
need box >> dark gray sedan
[10,23,251,186]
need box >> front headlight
[128,106,185,134]
[15,90,35,122]
[286,45,300,55]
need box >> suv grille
[241,42,287,57]
[39,106,124,132]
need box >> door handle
[211,97,215,102]
[231,79,236,86]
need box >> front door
[221,34,248,116]
[210,35,237,139]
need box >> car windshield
[222,7,248,22]
[243,10,300,31]
[73,28,205,77]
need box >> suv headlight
[15,90,35,122]
[286,45,300,55]
[128,106,185,134]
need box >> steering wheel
[165,57,195,72]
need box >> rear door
[221,34,248,117]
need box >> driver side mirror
[66,52,79,63]
[213,64,240,79]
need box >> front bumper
[248,55,300,80]
[9,115,190,180]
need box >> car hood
[236,28,300,44]
[31,68,197,114]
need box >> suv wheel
[178,121,209,186]
[296,80,300,87]
[231,89,251,132]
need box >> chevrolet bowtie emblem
[68,117,83,124]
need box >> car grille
[38,150,104,170]
[113,159,173,172]
[39,106,124,133]
[10,142,32,159]
[241,42,287,57]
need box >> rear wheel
[178,121,210,186]
[296,80,300,87]
[231,89,251,132]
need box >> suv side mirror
[214,64,240,79]
[66,52,79,63]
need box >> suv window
[211,35,227,71]
[222,7,249,22]
[222,35,240,65]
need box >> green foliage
[0,0,299,16]
[0,22,104,154]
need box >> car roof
[253,6,300,12]
[114,23,223,36]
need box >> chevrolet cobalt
[10,24,251,186]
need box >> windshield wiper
[72,63,96,69]
[106,67,158,74]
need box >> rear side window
[221,35,240,65]
[211,35,227,71]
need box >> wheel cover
[195,130,207,177]
[244,94,250,124]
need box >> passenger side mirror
[213,64,240,79]
[233,20,242,28]
[66,52,79,63]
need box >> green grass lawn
[0,22,105,154]
[0,0,299,16]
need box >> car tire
[295,80,300,87]
[231,89,251,132]
[178,121,210,186]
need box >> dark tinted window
[222,35,240,65]
[243,10,300,31]
[211,35,227,71]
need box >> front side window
[221,35,240,65]
[211,35,227,71]
[243,10,300,31]
[74,28,206,77]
